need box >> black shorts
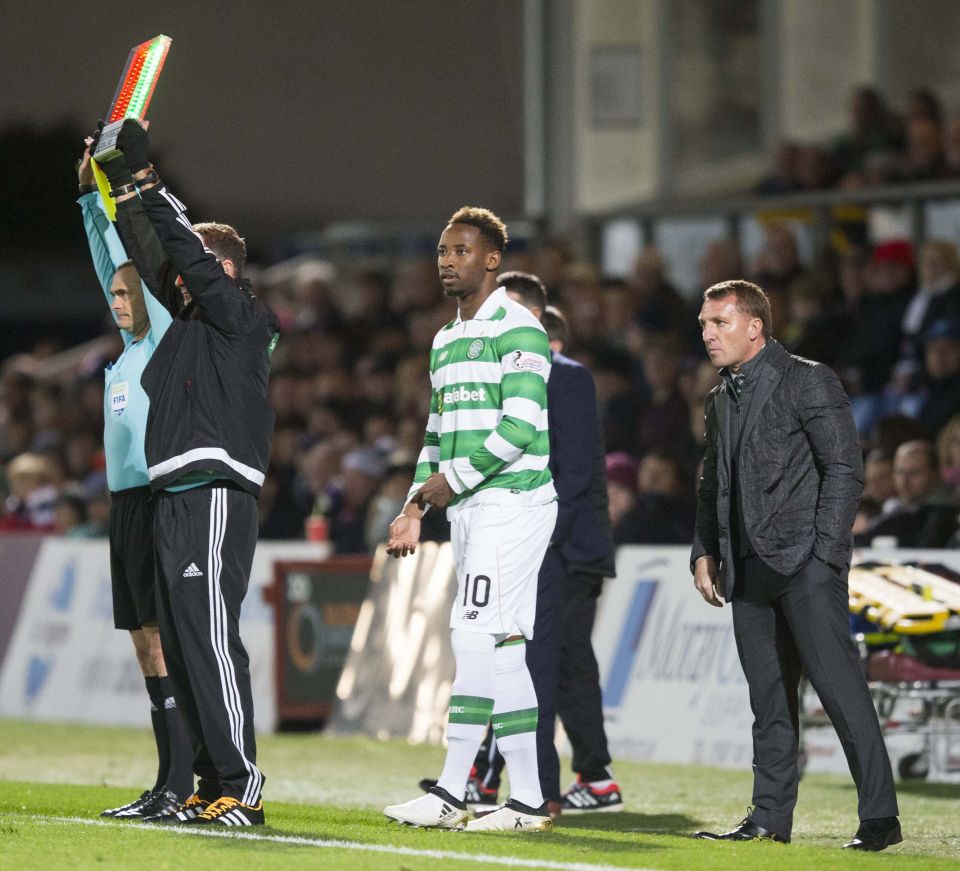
[109,486,157,630]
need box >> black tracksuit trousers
[154,483,264,806]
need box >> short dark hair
[704,279,772,337]
[542,305,569,349]
[193,222,247,276]
[447,206,508,254]
[498,271,546,311]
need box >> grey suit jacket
[690,340,863,600]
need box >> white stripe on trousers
[207,488,262,805]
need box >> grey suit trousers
[732,553,898,839]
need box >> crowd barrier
[2,537,957,781]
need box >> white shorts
[448,500,557,638]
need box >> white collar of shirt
[454,286,508,325]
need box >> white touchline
[21,816,656,871]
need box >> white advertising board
[593,547,753,768]
[0,538,328,733]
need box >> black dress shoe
[694,818,789,843]
[843,817,902,851]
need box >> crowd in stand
[3,217,960,553]
[2,84,960,553]
[755,85,960,194]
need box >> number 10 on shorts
[462,573,491,608]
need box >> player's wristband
[109,182,138,198]
[78,184,95,195]
[135,169,159,188]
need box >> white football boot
[384,786,468,828]
[465,798,553,832]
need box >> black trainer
[101,790,151,818]
[184,796,265,826]
[113,788,180,819]
[142,792,212,824]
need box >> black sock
[159,676,195,802]
[579,768,611,784]
[144,676,170,794]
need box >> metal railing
[590,177,960,256]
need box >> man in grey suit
[690,280,901,852]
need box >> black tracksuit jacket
[115,183,279,496]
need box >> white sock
[436,630,495,801]
[491,639,543,809]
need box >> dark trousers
[557,568,611,782]
[527,546,565,801]
[481,548,611,801]
[732,554,898,839]
[154,484,264,805]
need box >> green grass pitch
[1,720,957,869]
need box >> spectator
[862,448,897,510]
[290,260,344,333]
[680,358,721,461]
[901,241,960,361]
[944,115,960,175]
[364,449,416,552]
[534,238,573,301]
[557,262,606,347]
[0,452,57,531]
[853,497,883,538]
[53,487,98,538]
[754,140,801,195]
[831,86,903,181]
[608,449,692,545]
[937,413,960,495]
[902,116,947,182]
[840,240,915,392]
[634,337,693,463]
[630,247,692,342]
[794,144,836,190]
[698,239,743,293]
[587,345,642,455]
[752,224,807,298]
[906,88,943,127]
[605,451,639,541]
[857,440,959,547]
[327,446,387,553]
[917,318,960,436]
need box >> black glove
[86,120,131,186]
[115,118,151,173]
[98,150,134,187]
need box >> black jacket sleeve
[114,193,182,317]
[691,390,720,571]
[550,362,599,543]
[798,363,864,566]
[139,183,256,335]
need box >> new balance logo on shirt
[182,562,203,577]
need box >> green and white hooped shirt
[410,287,557,513]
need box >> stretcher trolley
[799,561,960,782]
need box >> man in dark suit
[537,300,620,813]
[691,280,901,851]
